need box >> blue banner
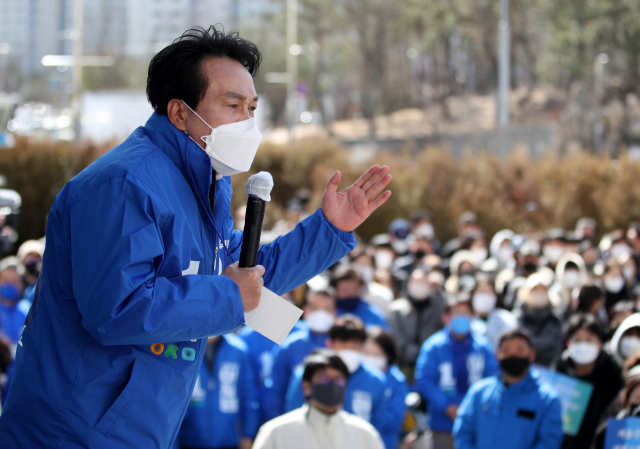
[604,417,640,449]
[535,366,594,436]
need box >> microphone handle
[239,196,266,268]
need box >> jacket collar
[143,112,234,239]
[305,404,343,428]
[144,112,212,203]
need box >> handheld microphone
[239,172,274,268]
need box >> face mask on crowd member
[303,290,337,334]
[561,263,581,291]
[524,276,551,310]
[362,328,396,373]
[497,329,536,381]
[17,240,45,282]
[327,316,367,374]
[469,238,489,263]
[603,263,626,294]
[442,296,473,340]
[619,254,638,284]
[406,268,433,302]
[373,247,395,270]
[411,210,435,240]
[620,330,640,360]
[301,351,350,415]
[351,253,375,285]
[565,314,604,366]
[543,241,565,265]
[331,267,364,313]
[0,267,24,307]
[472,281,498,318]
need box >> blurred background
[1,0,640,248]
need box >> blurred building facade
[0,0,249,77]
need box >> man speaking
[0,26,392,449]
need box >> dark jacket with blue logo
[453,370,563,449]
[284,362,388,443]
[267,326,329,420]
[0,113,355,449]
[176,334,259,448]
[413,329,499,432]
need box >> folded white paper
[244,287,303,345]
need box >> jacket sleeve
[227,209,355,295]
[369,376,389,435]
[284,367,306,412]
[413,342,451,414]
[532,394,564,449]
[453,385,479,449]
[240,349,261,438]
[69,176,245,346]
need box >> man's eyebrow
[223,91,259,102]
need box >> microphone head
[246,171,274,202]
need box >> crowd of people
[4,204,640,449]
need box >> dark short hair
[147,25,262,115]
[444,293,472,314]
[329,315,366,343]
[330,265,364,288]
[576,285,603,313]
[564,313,605,342]
[367,327,397,366]
[302,349,350,383]
[499,328,533,349]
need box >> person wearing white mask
[555,313,624,449]
[267,289,338,421]
[283,316,389,446]
[470,274,517,350]
[513,273,563,367]
[362,329,409,449]
[352,252,394,315]
[548,253,588,319]
[611,313,640,364]
[387,267,446,368]
[541,230,567,269]
[489,229,515,270]
[603,259,630,312]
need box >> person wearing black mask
[331,265,389,330]
[453,328,563,449]
[253,350,384,449]
[16,240,44,304]
[387,267,445,370]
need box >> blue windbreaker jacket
[176,334,259,448]
[266,326,328,420]
[413,329,498,432]
[0,112,355,449]
[284,362,388,442]
[337,299,389,330]
[453,370,563,449]
[380,365,409,449]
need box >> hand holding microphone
[222,172,273,313]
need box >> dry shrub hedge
[6,136,640,249]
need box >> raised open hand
[321,165,392,233]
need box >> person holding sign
[555,313,624,449]
[592,373,640,449]
[453,328,563,449]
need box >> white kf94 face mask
[181,100,263,176]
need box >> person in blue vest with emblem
[283,316,389,444]
[266,288,337,420]
[0,25,392,449]
[176,334,259,449]
[413,294,498,449]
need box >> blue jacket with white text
[0,112,355,449]
[176,334,259,448]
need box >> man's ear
[326,340,333,349]
[529,350,537,363]
[167,99,188,131]
[302,380,312,398]
[442,314,450,326]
